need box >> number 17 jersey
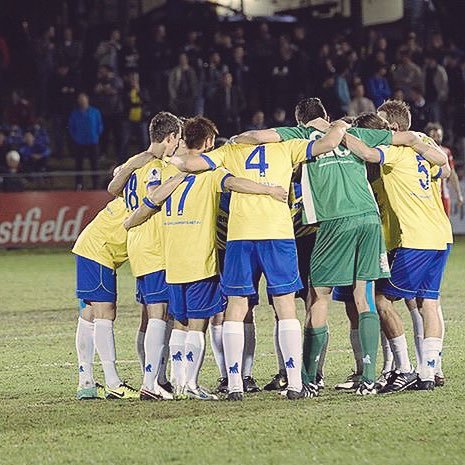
[202,140,312,241]
[161,163,231,284]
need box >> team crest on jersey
[148,169,161,183]
[380,252,389,272]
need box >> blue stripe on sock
[366,281,376,313]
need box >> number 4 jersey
[201,139,313,241]
[124,157,166,277]
[376,144,452,250]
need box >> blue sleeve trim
[306,140,315,160]
[221,173,234,192]
[200,154,217,170]
[142,197,158,210]
[376,148,385,164]
[147,180,161,188]
[432,167,442,180]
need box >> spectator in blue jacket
[68,93,103,190]
[366,63,392,107]
[19,130,51,172]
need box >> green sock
[302,325,328,384]
[358,312,380,383]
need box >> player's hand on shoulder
[306,117,330,132]
[330,119,351,130]
[130,150,156,169]
[268,185,288,203]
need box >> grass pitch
[1,239,465,465]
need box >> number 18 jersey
[202,140,312,241]
[124,156,166,277]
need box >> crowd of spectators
[0,19,464,191]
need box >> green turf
[1,240,465,465]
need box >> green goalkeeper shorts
[310,212,390,288]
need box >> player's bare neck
[148,142,166,159]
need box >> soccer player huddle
[72,96,452,402]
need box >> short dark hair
[295,97,327,124]
[425,122,443,134]
[354,112,390,130]
[149,112,182,143]
[377,99,411,131]
[184,116,218,150]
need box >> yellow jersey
[124,157,166,277]
[162,163,231,283]
[202,140,313,241]
[377,144,453,250]
[371,176,401,251]
[72,197,128,270]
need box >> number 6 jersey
[124,156,166,277]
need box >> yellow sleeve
[379,145,401,166]
[201,145,230,169]
[286,139,314,164]
[211,168,233,193]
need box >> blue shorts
[76,255,116,303]
[378,245,451,300]
[168,275,224,321]
[218,248,260,307]
[332,285,354,302]
[222,239,302,297]
[136,270,169,305]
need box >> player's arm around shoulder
[108,151,156,197]
[222,173,288,203]
[343,130,383,163]
[231,128,282,145]
[412,138,451,178]
[311,120,350,156]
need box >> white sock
[142,319,166,391]
[419,337,442,381]
[389,334,412,373]
[242,322,256,378]
[94,318,121,389]
[185,330,206,390]
[158,319,173,385]
[278,319,303,392]
[76,318,95,387]
[436,305,445,377]
[223,321,244,393]
[210,324,227,378]
[381,331,395,373]
[135,330,145,374]
[317,327,329,377]
[273,318,286,374]
[409,307,424,370]
[350,329,363,375]
[169,329,187,388]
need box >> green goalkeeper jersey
[275,126,392,223]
